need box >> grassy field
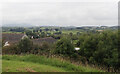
[2,32,23,34]
[62,30,82,34]
[3,60,67,72]
[2,54,103,72]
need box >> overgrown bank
[2,54,102,72]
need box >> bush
[54,37,75,57]
[2,44,20,54]
[18,38,33,53]
[77,30,119,71]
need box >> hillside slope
[2,55,103,72]
[3,60,67,72]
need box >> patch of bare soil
[25,68,36,72]
[5,67,10,72]
[16,67,36,72]
[16,68,23,71]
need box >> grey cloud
[2,2,118,27]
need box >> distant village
[3,33,80,51]
[2,26,118,51]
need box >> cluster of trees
[53,30,119,71]
[76,30,119,71]
[9,27,25,32]
[25,30,40,39]
[54,37,78,58]
[25,29,62,39]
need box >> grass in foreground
[3,60,67,72]
[2,54,103,72]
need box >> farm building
[2,33,57,46]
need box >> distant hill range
[2,24,118,28]
[2,25,118,31]
[3,24,33,27]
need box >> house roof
[2,33,57,45]
[2,33,24,44]
[33,37,57,45]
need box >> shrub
[54,37,75,57]
[2,44,20,54]
[77,30,119,71]
[18,38,33,53]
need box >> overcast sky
[1,0,119,27]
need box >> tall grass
[2,54,102,72]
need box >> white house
[4,41,10,47]
[75,47,80,51]
[31,36,34,39]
